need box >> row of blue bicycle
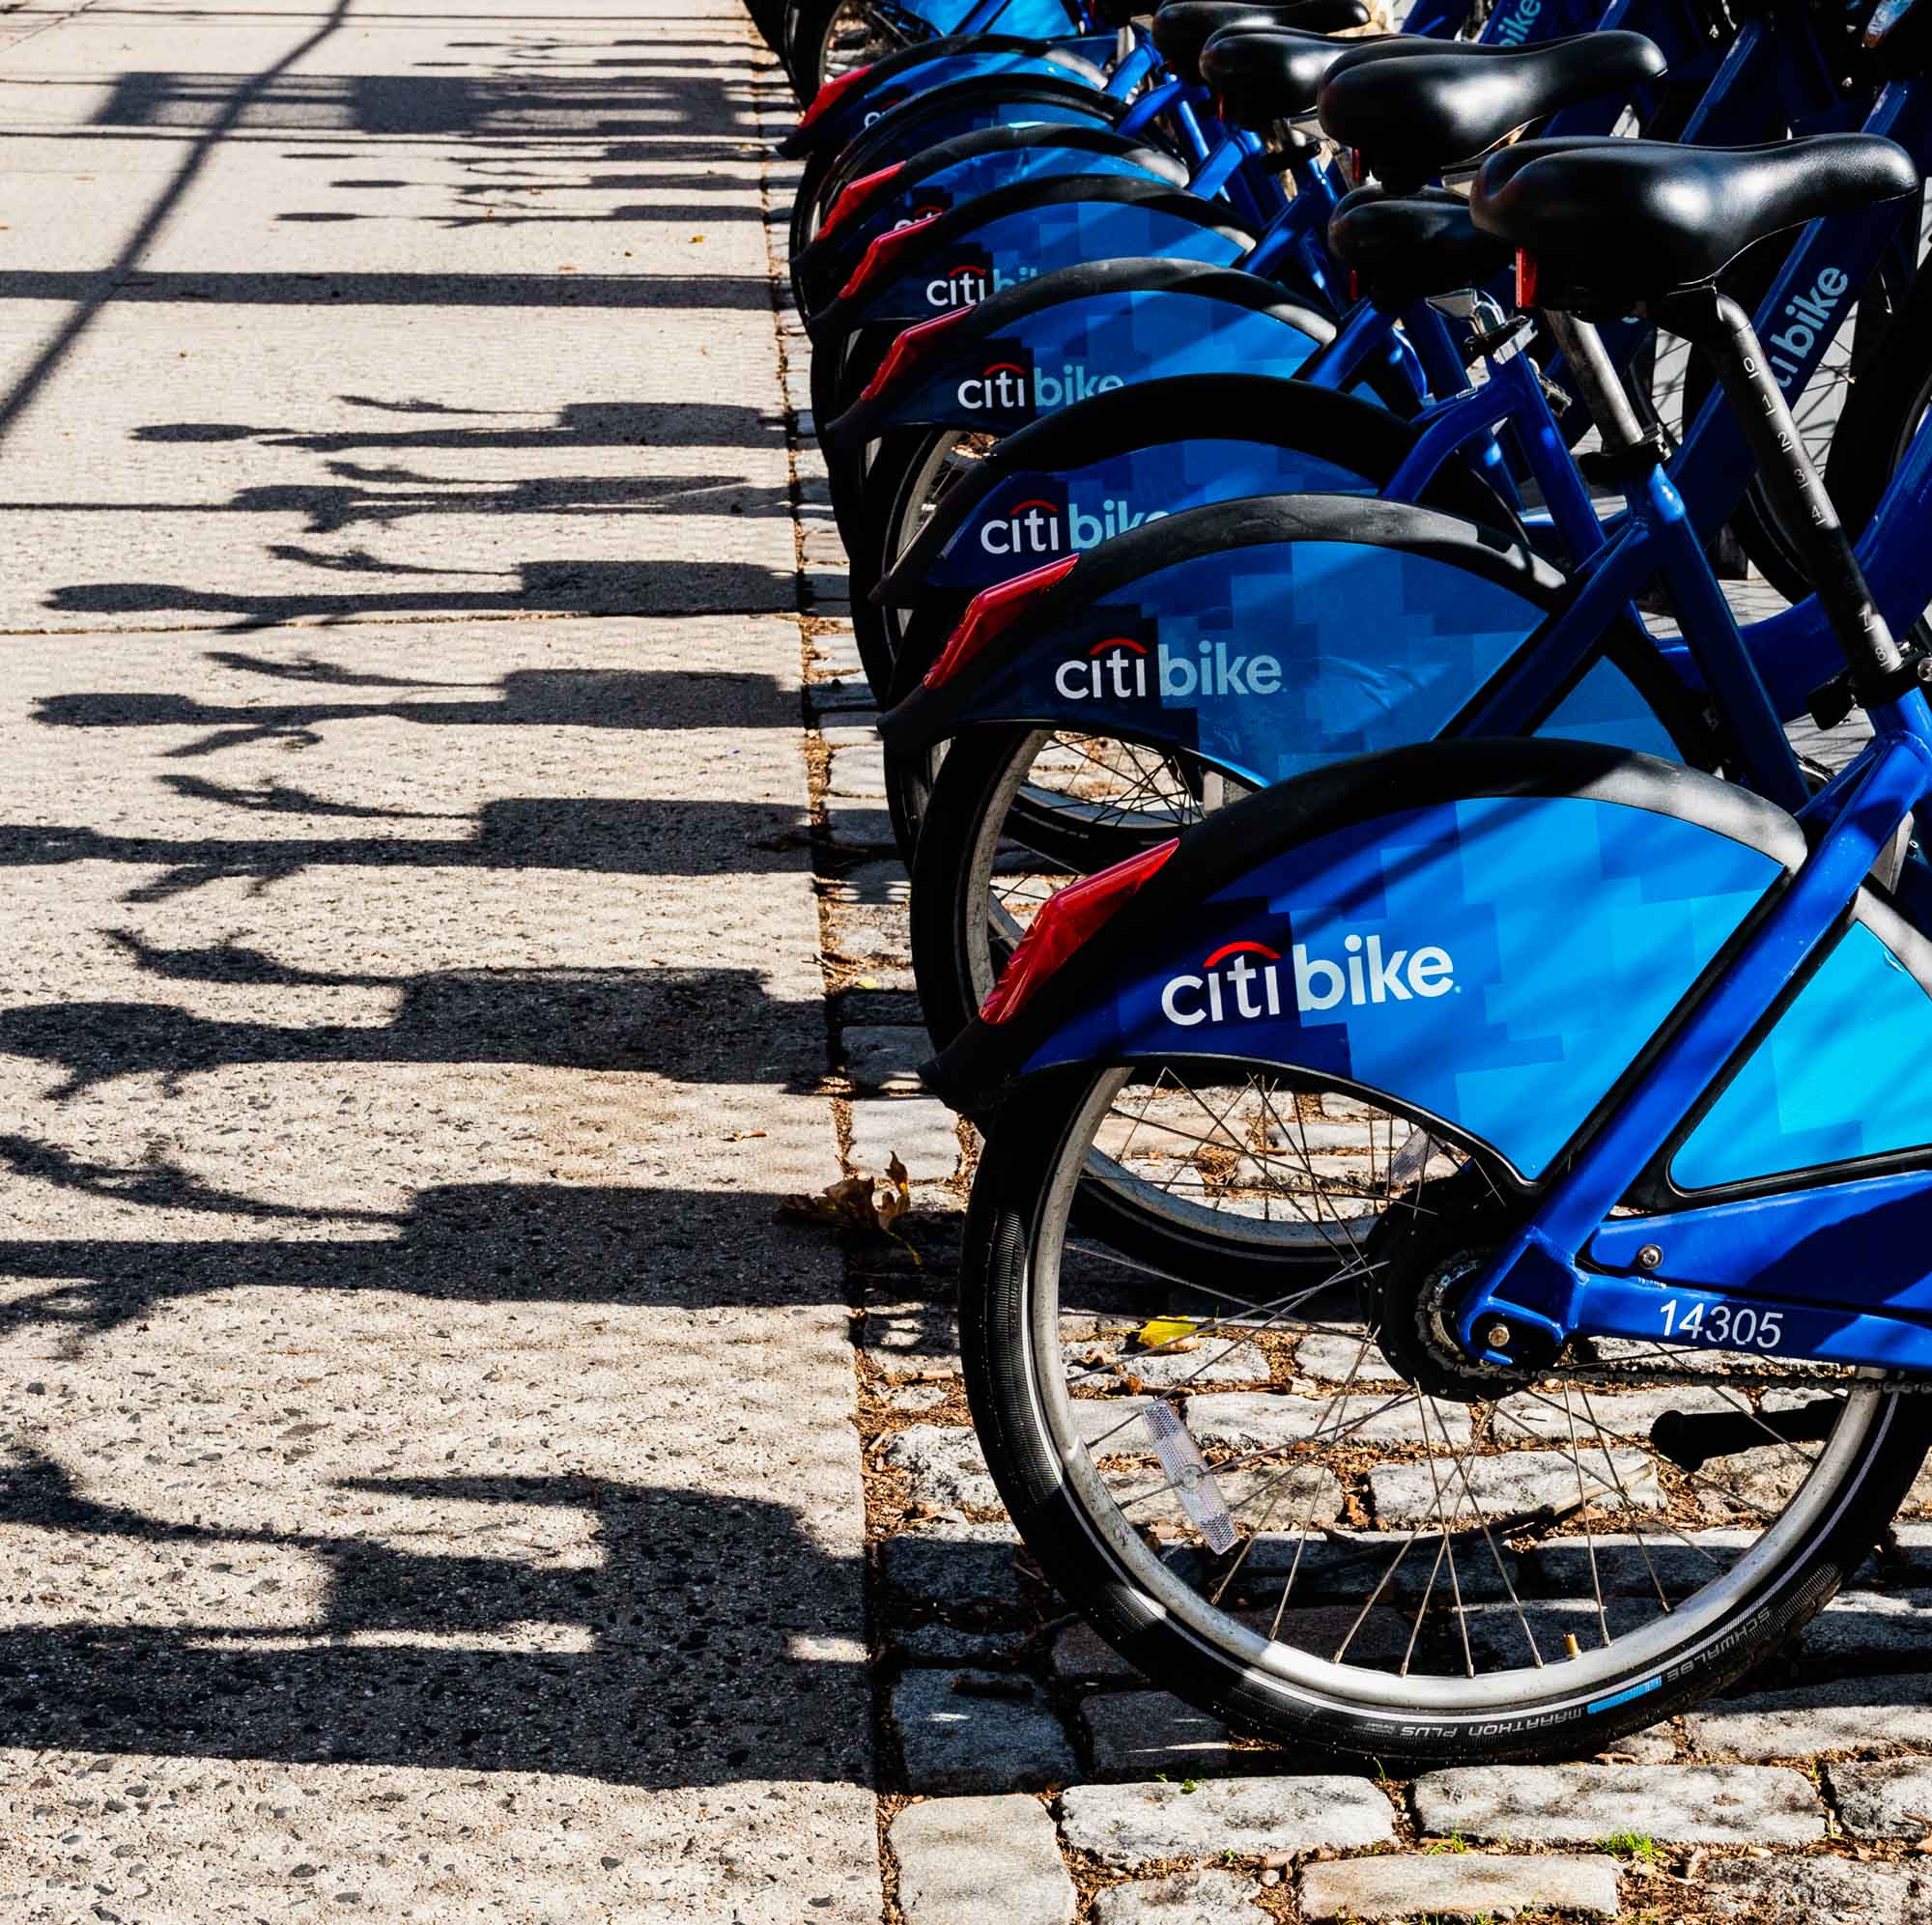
[758,0,1932,1766]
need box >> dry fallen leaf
[780,1155,920,1262]
[874,1152,911,1231]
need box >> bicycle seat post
[1543,309,1653,464]
[1657,284,1908,701]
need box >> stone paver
[1059,1776,1396,1868]
[1083,1336,1274,1389]
[1829,1756,1932,1837]
[1226,1530,1522,1601]
[0,4,878,1917]
[880,1426,1003,1513]
[891,1669,1078,1795]
[844,1024,931,1092]
[1413,1764,1827,1845]
[1698,1854,1932,1923]
[848,1093,962,1182]
[882,1520,1028,1611]
[890,1795,1075,1925]
[1092,1869,1266,1921]
[1080,1692,1238,1778]
[1293,1331,1403,1380]
[1054,1620,1142,1683]
[1370,1450,1661,1526]
[1184,1391,1472,1450]
[1299,1852,1622,1920]
[1525,1529,1754,1595]
[1492,1383,1739,1442]
[893,1622,1024,1667]
[1682,1672,1932,1760]
[1801,1587,1932,1658]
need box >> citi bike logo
[1491,0,1541,42]
[1765,267,1850,392]
[956,357,1124,410]
[1159,934,1456,1027]
[924,260,1040,308]
[979,495,1168,556]
[1057,636,1285,701]
[891,203,950,234]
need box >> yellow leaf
[1135,1316,1201,1350]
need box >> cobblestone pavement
[763,98,1932,1925]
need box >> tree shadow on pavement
[0,957,828,1099]
[0,1451,872,1790]
[35,663,805,752]
[44,557,797,627]
[0,795,813,897]
[0,1168,865,1347]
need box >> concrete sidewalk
[0,2,877,1917]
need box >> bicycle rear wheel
[786,0,921,100]
[962,1064,1928,1766]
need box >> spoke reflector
[1141,1401,1236,1554]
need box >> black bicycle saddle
[1153,0,1370,86]
[1328,185,1513,305]
[1201,25,1416,127]
[1471,133,1920,312]
[1320,32,1667,191]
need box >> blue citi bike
[919,103,1932,1763]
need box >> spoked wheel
[787,0,922,100]
[962,1065,1929,1767]
[910,722,1230,1051]
[857,425,998,702]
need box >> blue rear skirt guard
[925,734,1932,1380]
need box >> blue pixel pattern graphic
[855,199,1247,327]
[814,49,1110,150]
[1534,657,1684,761]
[1674,920,1932,1187]
[879,294,1326,432]
[833,149,1173,271]
[927,441,1370,591]
[890,0,1082,33]
[952,538,1548,781]
[1025,795,1784,1179]
[842,94,1117,180]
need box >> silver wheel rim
[1015,1067,1895,1714]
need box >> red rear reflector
[859,304,976,404]
[1516,249,1539,308]
[798,60,878,129]
[981,837,1179,1025]
[923,554,1080,690]
[838,212,943,301]
[819,161,907,241]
